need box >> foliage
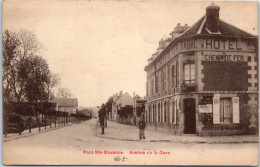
[118,105,133,118]
[56,87,72,98]
[2,29,60,113]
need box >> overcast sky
[3,0,258,107]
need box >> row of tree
[3,29,60,107]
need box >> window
[176,61,179,87]
[168,101,171,123]
[172,101,175,124]
[163,69,167,90]
[160,71,164,93]
[151,77,155,95]
[156,74,159,93]
[149,105,152,122]
[220,98,232,123]
[158,103,161,122]
[158,73,161,94]
[171,65,176,87]
[184,63,195,84]
[164,102,167,123]
[153,104,155,122]
[160,103,163,122]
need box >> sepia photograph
[2,0,259,165]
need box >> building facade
[54,98,78,115]
[144,4,258,136]
[111,91,134,123]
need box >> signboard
[204,54,245,62]
[203,51,247,62]
[200,96,213,105]
[199,104,212,113]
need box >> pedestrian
[138,115,146,140]
[98,109,105,134]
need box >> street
[3,119,259,165]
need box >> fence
[3,112,90,137]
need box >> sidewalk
[3,122,72,142]
[96,120,259,144]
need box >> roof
[180,15,256,38]
[145,11,257,71]
[116,92,134,106]
[54,98,78,107]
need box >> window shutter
[232,97,240,123]
[213,97,220,124]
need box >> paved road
[3,119,259,165]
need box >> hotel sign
[180,39,246,51]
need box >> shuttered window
[213,97,240,124]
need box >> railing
[3,112,90,137]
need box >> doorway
[184,98,196,134]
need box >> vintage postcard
[2,0,259,165]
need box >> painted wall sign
[204,54,245,62]
[205,39,242,50]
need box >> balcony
[181,83,196,93]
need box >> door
[184,98,196,134]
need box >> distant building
[144,4,258,136]
[133,92,147,126]
[112,91,134,124]
[54,98,78,115]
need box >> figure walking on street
[138,115,146,140]
[98,108,105,134]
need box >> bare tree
[45,72,61,101]
[56,87,72,98]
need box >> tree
[2,29,43,103]
[105,96,113,113]
[2,30,20,103]
[56,87,72,98]
[45,72,61,101]
[3,28,60,118]
[24,55,50,104]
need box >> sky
[3,0,258,107]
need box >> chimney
[206,3,220,33]
[159,38,164,47]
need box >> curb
[96,134,259,144]
[3,124,72,142]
